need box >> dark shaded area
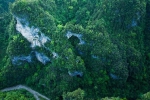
[68,35,80,47]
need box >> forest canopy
[0,0,150,100]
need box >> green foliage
[0,90,35,100]
[63,88,85,100]
[0,0,150,100]
[101,97,127,100]
[6,34,31,56]
[139,91,150,100]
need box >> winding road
[1,85,50,100]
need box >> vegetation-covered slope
[0,0,150,99]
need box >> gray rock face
[92,55,99,59]
[12,55,32,65]
[35,52,50,65]
[52,52,59,58]
[16,17,50,48]
[68,71,83,77]
[110,73,122,80]
[66,31,85,45]
[14,16,53,65]
[13,16,60,65]
[131,19,137,27]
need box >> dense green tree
[62,88,85,100]
[0,90,35,100]
[1,0,150,100]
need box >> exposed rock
[52,52,59,58]
[12,55,32,65]
[68,71,83,77]
[16,17,50,48]
[66,31,85,45]
[92,55,99,59]
[110,73,122,80]
[35,52,50,65]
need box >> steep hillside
[0,0,150,99]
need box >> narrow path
[1,85,50,100]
